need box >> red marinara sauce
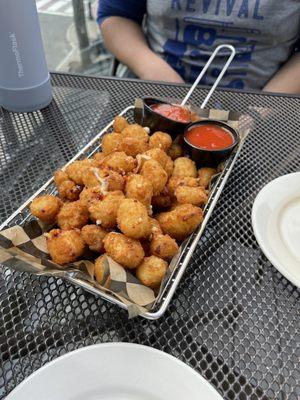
[186,124,234,150]
[151,103,191,123]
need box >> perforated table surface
[0,73,299,399]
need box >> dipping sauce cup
[183,120,240,167]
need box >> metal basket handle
[181,44,236,109]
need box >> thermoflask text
[0,0,52,112]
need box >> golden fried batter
[79,186,103,207]
[94,254,111,287]
[46,229,85,265]
[89,191,124,229]
[82,167,125,192]
[117,198,151,239]
[140,159,168,196]
[29,195,62,223]
[103,232,144,269]
[167,176,200,197]
[81,224,107,252]
[157,204,203,241]
[150,233,179,261]
[149,218,163,235]
[58,180,82,201]
[198,167,217,188]
[121,134,149,157]
[101,132,122,155]
[144,148,173,177]
[54,169,69,186]
[121,124,149,141]
[167,143,183,160]
[57,201,89,230]
[175,186,208,206]
[92,152,105,167]
[125,174,153,207]
[65,159,95,185]
[149,131,172,151]
[113,115,129,133]
[136,256,167,288]
[102,151,136,174]
[172,157,197,178]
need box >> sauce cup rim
[183,119,240,153]
[143,97,191,126]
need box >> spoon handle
[181,44,236,109]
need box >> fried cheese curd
[94,255,110,287]
[117,198,151,239]
[58,180,82,201]
[102,151,136,174]
[79,186,103,207]
[198,167,217,188]
[150,233,179,261]
[89,190,124,229]
[46,229,85,265]
[136,256,168,288]
[175,185,208,206]
[101,132,122,155]
[29,195,62,223]
[120,123,149,156]
[103,232,144,269]
[167,176,200,197]
[82,167,124,191]
[149,131,172,151]
[125,174,153,207]
[172,157,197,178]
[113,115,129,133]
[65,159,96,185]
[81,224,107,252]
[144,148,174,177]
[57,201,89,230]
[92,152,106,167]
[140,159,168,196]
[157,204,204,241]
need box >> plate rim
[252,171,300,288]
[6,342,223,399]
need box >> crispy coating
[46,229,85,265]
[167,143,183,160]
[167,176,200,197]
[65,159,95,185]
[57,201,89,230]
[102,151,136,174]
[149,218,163,235]
[54,169,69,186]
[144,148,173,177]
[151,193,172,209]
[175,186,208,206]
[164,157,174,177]
[103,232,144,269]
[92,152,105,167]
[121,134,149,157]
[125,174,153,207]
[172,157,197,178]
[198,167,217,188]
[82,167,124,192]
[101,132,122,155]
[157,204,203,241]
[140,159,168,196]
[117,198,151,239]
[89,191,124,229]
[94,255,110,287]
[58,180,82,201]
[150,233,179,261]
[136,256,168,288]
[81,224,107,252]
[113,115,129,133]
[121,124,149,141]
[149,131,172,151]
[29,195,62,223]
[79,186,103,207]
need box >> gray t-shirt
[145,0,300,89]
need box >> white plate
[252,172,300,288]
[7,343,223,400]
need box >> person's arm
[263,53,300,94]
[98,1,184,83]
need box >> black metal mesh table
[0,73,299,399]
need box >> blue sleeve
[97,0,147,26]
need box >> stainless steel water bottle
[0,0,52,112]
